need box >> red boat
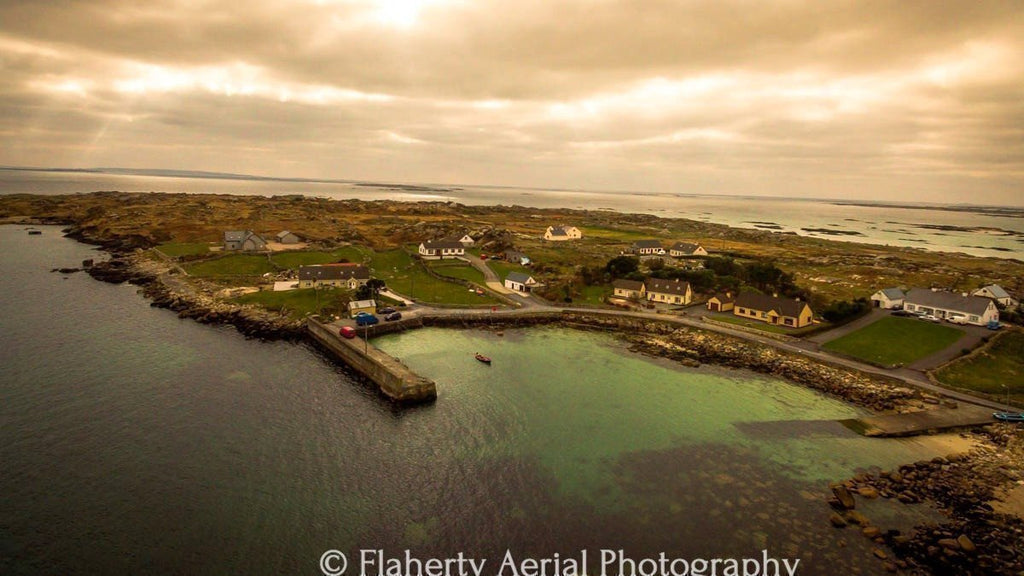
[475,353,492,364]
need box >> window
[970,315,979,322]
[784,318,794,326]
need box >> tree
[605,255,639,278]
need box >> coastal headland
[2,191,1022,574]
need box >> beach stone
[845,511,870,526]
[872,548,888,560]
[957,534,976,553]
[829,513,847,528]
[858,486,880,499]
[832,485,856,510]
[862,526,881,539]
[938,538,961,551]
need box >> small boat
[474,353,492,364]
[993,412,1024,422]
[28,230,42,235]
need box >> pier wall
[307,318,436,403]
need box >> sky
[1,0,1022,204]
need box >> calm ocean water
[2,168,1022,260]
[1,225,965,575]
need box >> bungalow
[275,230,301,244]
[418,240,465,259]
[223,230,267,251]
[706,292,735,312]
[870,287,906,309]
[669,242,708,257]
[504,250,531,266]
[645,278,692,305]
[612,279,646,300]
[972,284,1018,308]
[733,292,814,328]
[348,299,376,318]
[904,288,999,326]
[297,263,370,289]
[631,240,665,255]
[504,271,540,293]
[543,225,582,241]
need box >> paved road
[459,254,514,295]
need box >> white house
[871,287,906,309]
[418,240,465,259]
[669,242,708,257]
[504,271,540,293]
[348,299,376,318]
[631,240,665,256]
[972,285,1018,308]
[644,278,692,305]
[903,288,999,326]
[543,225,582,241]
[297,264,370,289]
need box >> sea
[1,167,1022,260]
[0,225,973,575]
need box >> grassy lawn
[576,284,611,306]
[711,314,805,335]
[156,242,212,258]
[428,261,487,284]
[270,246,366,269]
[234,288,342,319]
[370,249,501,306]
[822,316,965,367]
[934,330,1024,406]
[579,226,657,242]
[486,259,532,281]
[185,254,275,278]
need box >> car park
[355,312,379,326]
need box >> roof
[422,239,465,250]
[633,240,663,249]
[298,264,370,281]
[276,230,298,240]
[876,288,905,300]
[348,299,376,309]
[505,249,527,258]
[734,292,810,318]
[612,279,645,291]
[644,278,691,296]
[905,288,994,316]
[709,292,735,303]
[979,284,1010,299]
[224,230,246,241]
[506,271,535,284]
[671,242,701,253]
[546,226,568,237]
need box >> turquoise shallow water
[1,225,953,575]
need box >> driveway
[460,254,515,295]
[806,308,889,345]
[907,323,993,371]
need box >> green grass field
[822,316,965,367]
[428,261,487,284]
[156,242,212,258]
[486,259,532,281]
[369,250,500,306]
[234,288,339,319]
[185,254,275,278]
[576,284,611,306]
[270,246,366,269]
[711,314,803,334]
[934,330,1024,406]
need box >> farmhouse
[504,250,531,266]
[734,292,814,328]
[275,230,301,244]
[870,287,906,309]
[631,240,665,255]
[297,263,370,289]
[706,292,735,312]
[904,288,999,326]
[611,279,646,300]
[504,271,540,293]
[447,233,475,247]
[669,242,708,257]
[972,284,1018,308]
[418,240,465,259]
[543,225,582,241]
[644,278,692,305]
[223,230,267,251]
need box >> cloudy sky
[1,0,1022,203]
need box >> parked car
[385,311,402,322]
[920,314,941,323]
[892,310,913,317]
[947,315,969,325]
[378,307,396,315]
[355,312,379,326]
[987,320,1002,330]
[339,326,357,339]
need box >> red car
[339,326,357,339]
